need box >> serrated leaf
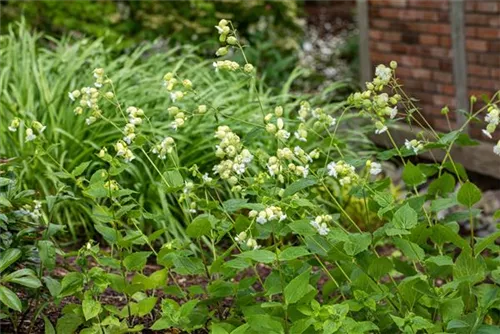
[186,214,216,238]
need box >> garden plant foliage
[1,18,500,334]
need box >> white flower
[327,162,337,178]
[494,141,500,156]
[389,106,398,119]
[375,64,392,82]
[68,92,75,101]
[375,125,387,135]
[482,129,493,139]
[279,214,287,221]
[370,162,382,175]
[25,128,36,142]
[202,173,213,183]
[405,139,423,154]
[256,216,267,224]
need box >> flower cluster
[404,139,424,155]
[152,137,175,160]
[265,106,290,141]
[8,118,46,142]
[168,106,187,130]
[310,215,333,235]
[212,126,253,184]
[482,105,499,139]
[327,160,358,186]
[114,140,135,163]
[267,146,319,181]
[68,68,114,125]
[249,206,286,224]
[234,231,260,250]
[348,62,401,135]
[213,19,254,74]
[123,106,144,144]
[311,107,337,130]
[163,72,193,103]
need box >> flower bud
[274,106,283,117]
[227,36,237,45]
[198,105,207,114]
[264,113,273,122]
[182,79,193,89]
[390,61,398,69]
[440,106,449,115]
[105,91,114,99]
[266,123,277,134]
[216,47,229,57]
[218,19,228,28]
[244,63,254,73]
[163,72,174,81]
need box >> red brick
[419,34,439,45]
[468,65,490,77]
[437,84,455,96]
[408,0,448,10]
[466,27,477,38]
[432,71,453,84]
[411,68,432,79]
[384,31,402,41]
[369,30,383,40]
[490,17,500,27]
[371,19,391,29]
[466,39,489,51]
[476,27,500,39]
[477,54,500,66]
[466,14,492,26]
[430,47,450,58]
[476,1,499,13]
[440,36,451,48]
[399,55,423,67]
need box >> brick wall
[368,0,500,140]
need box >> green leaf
[402,161,426,186]
[0,177,12,187]
[368,257,393,280]
[222,199,264,213]
[392,204,418,230]
[457,181,481,208]
[344,233,371,256]
[186,214,216,238]
[95,224,119,245]
[3,269,42,288]
[0,248,21,273]
[71,161,91,177]
[284,268,311,305]
[283,177,316,197]
[162,170,183,192]
[123,252,151,272]
[43,277,61,297]
[236,250,276,264]
[475,231,500,255]
[278,246,310,261]
[454,251,486,284]
[59,272,84,297]
[137,297,157,316]
[393,238,424,261]
[38,240,56,271]
[82,295,102,320]
[44,316,56,334]
[0,286,22,311]
[428,173,456,196]
[56,312,83,334]
[440,296,464,323]
[426,255,453,267]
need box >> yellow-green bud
[163,72,174,81]
[390,61,398,69]
[227,36,237,45]
[198,105,207,114]
[182,79,193,89]
[105,92,114,99]
[275,106,283,117]
[216,47,229,57]
[244,63,254,73]
[440,106,449,115]
[218,19,228,28]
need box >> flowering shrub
[2,18,500,334]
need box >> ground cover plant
[1,18,500,334]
